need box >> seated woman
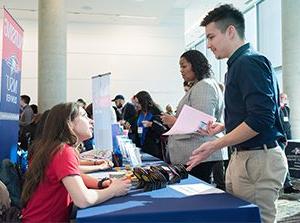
[21,102,131,222]
[28,107,111,174]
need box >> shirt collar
[227,43,250,67]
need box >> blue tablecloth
[76,176,261,222]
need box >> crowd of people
[0,3,298,223]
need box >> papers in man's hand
[163,105,216,135]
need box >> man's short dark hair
[201,4,245,39]
[21,95,31,104]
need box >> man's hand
[197,121,225,136]
[186,141,218,171]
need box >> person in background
[21,102,131,222]
[19,104,39,150]
[132,91,167,159]
[161,50,226,184]
[77,98,87,109]
[27,110,50,160]
[165,104,174,115]
[186,5,288,222]
[279,93,292,139]
[112,94,137,141]
[19,95,33,127]
[83,103,95,151]
[278,93,300,194]
[19,113,42,151]
[30,104,38,116]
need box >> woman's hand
[142,120,152,128]
[80,159,105,166]
[94,160,106,165]
[160,114,176,128]
[109,178,132,197]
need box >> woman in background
[132,91,167,160]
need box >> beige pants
[226,146,288,223]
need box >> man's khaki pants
[226,146,288,223]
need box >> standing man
[279,93,292,139]
[19,95,33,127]
[186,4,288,223]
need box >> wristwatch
[97,177,110,189]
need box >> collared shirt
[19,104,33,127]
[225,43,285,148]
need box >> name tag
[138,127,143,134]
[283,116,289,122]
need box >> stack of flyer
[116,135,142,167]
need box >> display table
[76,175,261,222]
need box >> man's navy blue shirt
[225,43,285,148]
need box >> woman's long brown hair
[21,102,80,207]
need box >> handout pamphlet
[163,105,216,135]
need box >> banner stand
[91,73,113,154]
[0,8,23,162]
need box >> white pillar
[282,0,300,139]
[38,0,66,111]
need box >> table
[76,175,261,222]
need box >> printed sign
[0,8,23,161]
[285,140,300,178]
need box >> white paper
[126,144,142,167]
[163,105,216,135]
[168,183,224,196]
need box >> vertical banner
[92,73,113,152]
[0,8,23,162]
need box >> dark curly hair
[200,4,245,39]
[180,50,212,81]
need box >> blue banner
[0,8,23,162]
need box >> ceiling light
[118,15,157,20]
